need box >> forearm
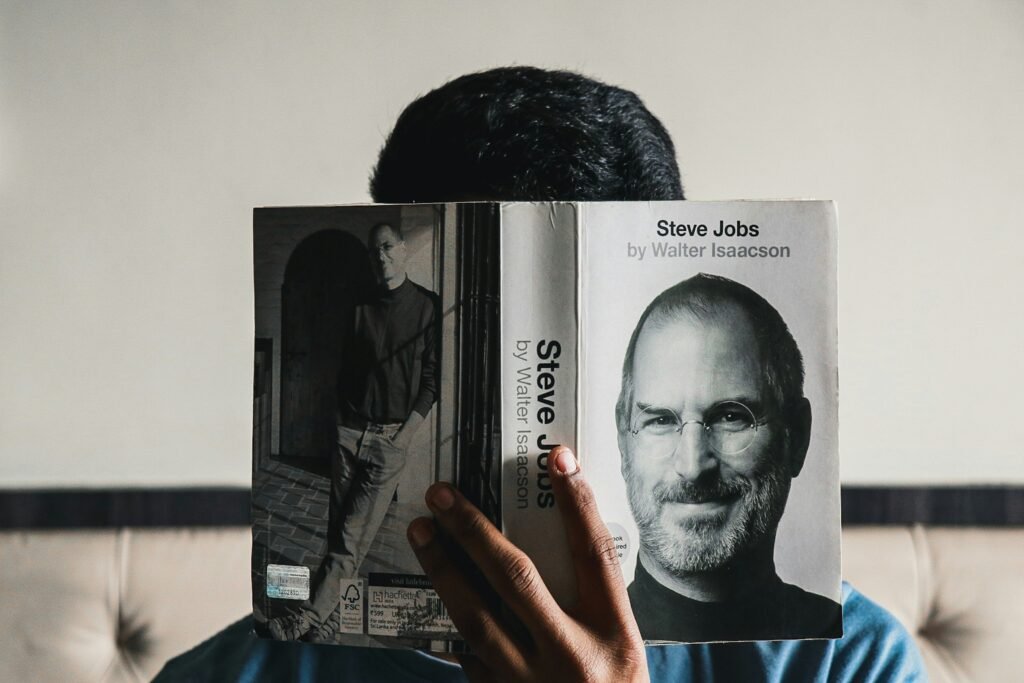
[411,300,439,417]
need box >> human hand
[407,446,649,683]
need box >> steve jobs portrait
[615,273,841,643]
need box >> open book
[251,200,841,649]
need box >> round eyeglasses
[628,400,769,457]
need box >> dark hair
[370,66,684,203]
[615,274,805,434]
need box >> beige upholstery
[842,527,1024,683]
[0,529,251,682]
[0,526,1021,681]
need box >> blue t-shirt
[155,583,926,682]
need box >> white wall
[1,0,1022,487]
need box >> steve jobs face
[619,305,794,575]
[369,223,408,287]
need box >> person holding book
[615,273,841,642]
[156,66,925,682]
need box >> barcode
[426,596,448,620]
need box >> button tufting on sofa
[842,525,1024,683]
[1,528,251,682]
[1,526,1020,681]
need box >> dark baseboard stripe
[841,486,1024,525]
[0,486,1021,529]
[0,488,251,529]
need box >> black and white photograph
[576,201,841,643]
[251,203,501,648]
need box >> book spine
[451,203,503,527]
[499,202,578,605]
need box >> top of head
[369,66,685,203]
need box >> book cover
[251,200,841,648]
[251,203,499,649]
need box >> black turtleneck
[627,558,842,643]
[337,277,439,423]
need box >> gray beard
[624,460,790,574]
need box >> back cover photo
[251,203,499,649]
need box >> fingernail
[553,446,577,475]
[408,519,434,548]
[429,484,456,511]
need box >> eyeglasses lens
[630,401,758,456]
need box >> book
[251,200,841,649]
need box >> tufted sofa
[1,526,1020,681]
